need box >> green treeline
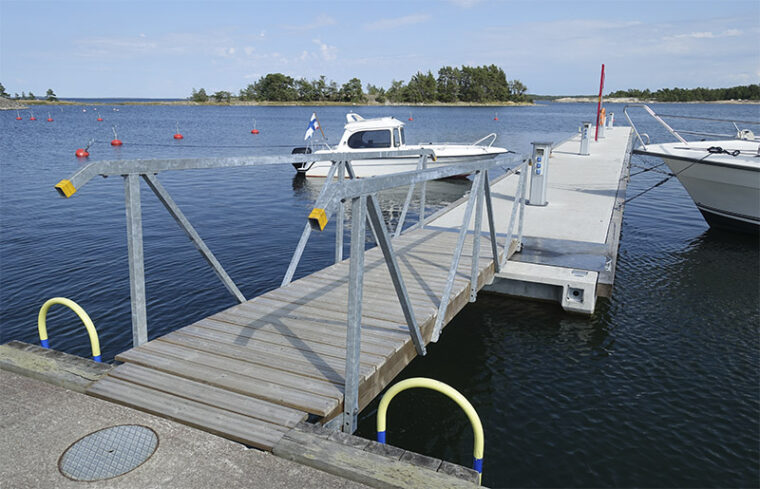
[0,83,58,101]
[608,84,759,102]
[190,65,530,104]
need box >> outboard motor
[291,147,312,173]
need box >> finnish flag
[304,113,320,140]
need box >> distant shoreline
[2,98,534,109]
[550,96,760,104]
[3,97,758,110]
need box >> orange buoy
[251,118,259,134]
[30,112,37,121]
[15,111,22,120]
[110,126,122,146]
[47,113,54,122]
[494,117,499,121]
[75,148,89,157]
[173,122,184,139]
[97,117,103,122]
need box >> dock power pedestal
[527,141,552,206]
[580,122,592,155]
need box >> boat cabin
[337,113,406,150]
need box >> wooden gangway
[57,148,526,451]
[87,228,504,450]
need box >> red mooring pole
[595,63,605,141]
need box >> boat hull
[637,142,760,234]
[299,147,507,178]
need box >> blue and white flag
[304,112,320,140]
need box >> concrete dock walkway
[0,368,370,489]
[430,126,633,313]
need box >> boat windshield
[347,130,392,149]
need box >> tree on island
[213,90,232,103]
[0,83,9,98]
[190,88,209,102]
[45,89,57,102]
[339,78,366,103]
[608,84,760,101]
[27,91,36,100]
[190,64,531,104]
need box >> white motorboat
[292,113,508,178]
[626,105,760,234]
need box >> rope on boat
[707,146,741,157]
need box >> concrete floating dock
[431,126,633,313]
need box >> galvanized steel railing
[55,148,529,433]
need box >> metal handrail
[277,152,527,433]
[55,147,530,434]
[376,377,485,485]
[38,297,101,362]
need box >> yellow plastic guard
[308,208,328,231]
[55,179,77,198]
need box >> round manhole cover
[59,425,158,481]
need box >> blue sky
[1,0,758,98]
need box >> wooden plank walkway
[87,226,506,451]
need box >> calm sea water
[1,103,758,488]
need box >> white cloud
[664,29,743,40]
[313,39,337,61]
[364,14,431,31]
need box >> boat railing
[623,103,760,150]
[417,133,499,148]
[472,133,498,147]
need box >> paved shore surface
[1,369,369,489]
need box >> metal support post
[470,172,484,302]
[335,161,345,263]
[598,116,606,139]
[344,161,381,245]
[394,155,425,238]
[607,113,614,129]
[123,174,148,347]
[431,171,484,342]
[366,195,426,355]
[500,163,526,268]
[483,171,500,274]
[143,174,246,303]
[343,195,366,434]
[516,167,527,251]
[282,161,340,286]
[419,157,427,229]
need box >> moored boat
[626,104,760,234]
[293,113,508,178]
